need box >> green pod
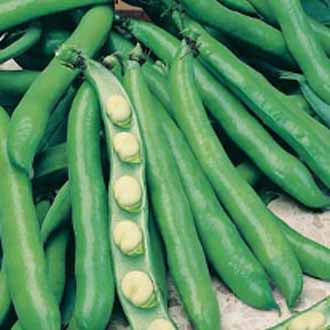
[0,21,42,64]
[141,63,172,114]
[0,70,38,99]
[244,60,316,118]
[236,161,262,187]
[130,19,330,209]
[43,182,169,323]
[124,52,220,330]
[106,32,154,67]
[0,107,61,329]
[41,182,71,243]
[148,216,168,303]
[83,58,173,330]
[67,84,114,330]
[169,41,302,308]
[285,93,314,117]
[269,296,330,329]
[107,32,137,57]
[12,228,70,330]
[178,16,330,192]
[36,199,52,223]
[218,0,257,14]
[300,18,330,57]
[8,6,114,175]
[179,0,296,67]
[273,216,330,281]
[1,198,51,330]
[0,0,112,32]
[40,187,168,327]
[268,0,330,105]
[0,74,74,153]
[246,0,279,24]
[247,0,330,57]
[298,79,330,128]
[11,193,71,330]
[153,94,277,310]
[60,236,76,327]
[237,162,330,281]
[45,228,70,304]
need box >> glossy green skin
[219,0,256,14]
[40,183,169,319]
[36,199,52,222]
[181,18,330,191]
[0,21,42,64]
[3,199,52,330]
[153,94,277,310]
[41,182,71,243]
[0,70,37,98]
[0,0,111,32]
[170,42,303,308]
[239,163,330,281]
[286,93,313,116]
[274,216,330,281]
[143,63,262,184]
[142,63,172,114]
[179,0,295,67]
[85,59,172,329]
[107,32,138,56]
[148,216,168,303]
[8,6,113,174]
[298,17,330,57]
[212,58,314,117]
[236,161,262,188]
[299,79,330,127]
[248,0,330,56]
[105,36,264,194]
[12,228,70,330]
[269,296,330,329]
[45,228,70,304]
[143,63,278,309]
[0,107,61,329]
[247,0,278,24]
[268,0,330,104]
[127,19,330,208]
[67,84,114,330]
[42,183,169,317]
[124,59,220,330]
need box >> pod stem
[114,14,131,32]
[129,43,146,64]
[56,45,87,71]
[103,53,124,78]
[172,11,201,57]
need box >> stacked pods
[82,58,175,330]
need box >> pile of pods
[1,0,330,329]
